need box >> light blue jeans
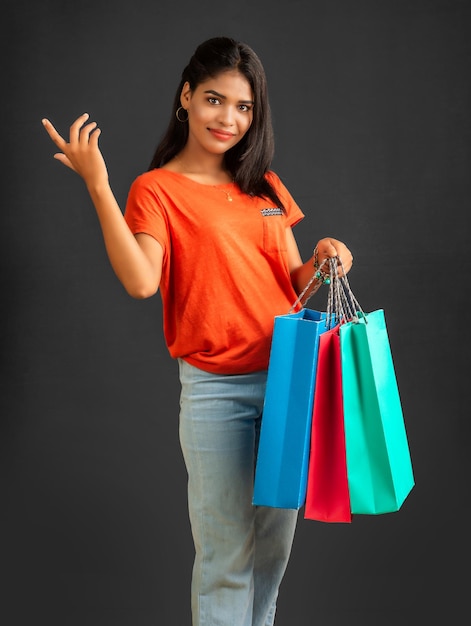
[178,359,298,626]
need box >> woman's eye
[208,97,220,105]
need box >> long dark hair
[148,37,283,208]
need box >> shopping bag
[340,309,415,514]
[253,308,328,509]
[304,325,352,523]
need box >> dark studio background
[1,0,469,624]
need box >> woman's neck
[165,148,233,185]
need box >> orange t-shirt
[124,168,304,374]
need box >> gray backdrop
[1,0,469,624]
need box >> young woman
[42,36,352,626]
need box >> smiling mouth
[209,129,235,140]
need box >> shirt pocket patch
[261,209,287,253]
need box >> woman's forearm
[87,183,162,298]
[41,115,162,298]
[290,256,317,295]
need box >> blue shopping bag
[253,308,328,509]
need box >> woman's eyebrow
[204,89,254,105]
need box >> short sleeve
[124,173,170,257]
[265,170,305,228]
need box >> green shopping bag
[340,309,414,514]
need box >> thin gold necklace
[220,186,233,202]
[174,154,234,201]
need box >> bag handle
[289,257,366,327]
[288,261,327,313]
[327,258,365,325]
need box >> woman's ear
[180,81,192,108]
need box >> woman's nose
[217,106,235,126]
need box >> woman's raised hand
[42,113,109,190]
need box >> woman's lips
[208,129,235,141]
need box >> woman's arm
[286,228,353,294]
[42,114,162,299]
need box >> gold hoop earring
[176,106,189,122]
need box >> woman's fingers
[42,113,105,178]
[42,113,93,148]
[53,152,74,170]
[42,118,75,169]
[42,117,66,149]
[315,238,353,275]
[78,121,99,146]
[88,126,101,146]
[42,113,101,177]
[69,113,90,143]
[317,238,343,258]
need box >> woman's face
[180,70,254,156]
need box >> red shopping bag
[304,325,351,523]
